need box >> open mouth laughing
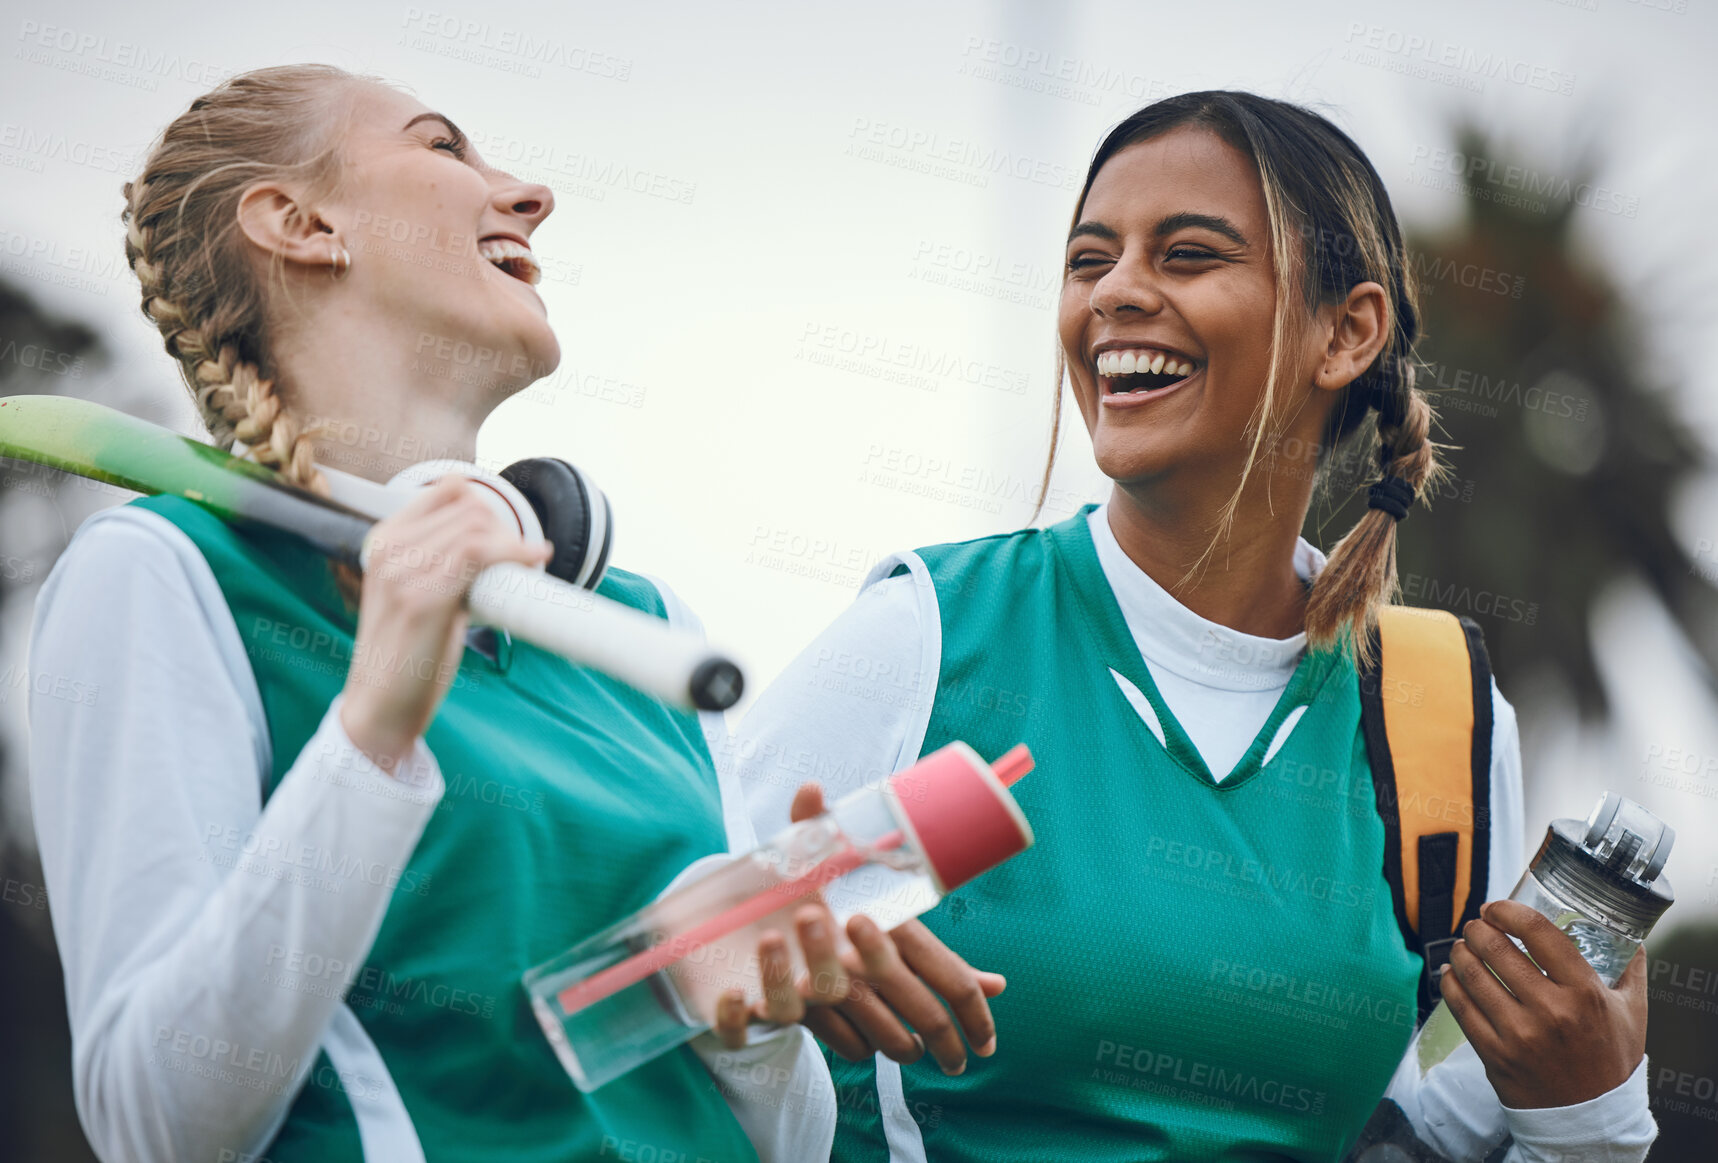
[1094,345,1201,396]
[477,234,542,285]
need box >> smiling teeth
[1096,349,1195,378]
[477,237,542,285]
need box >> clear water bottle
[1417,792,1675,1074]
[524,741,1037,1091]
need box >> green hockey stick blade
[0,394,373,562]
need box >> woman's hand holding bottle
[1439,899,1649,1108]
[708,782,1007,1075]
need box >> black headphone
[360,456,741,709]
[497,457,614,592]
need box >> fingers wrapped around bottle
[1437,899,1648,1108]
[710,903,850,1049]
[710,780,1007,1071]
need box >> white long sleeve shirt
[27,503,834,1163]
[731,503,1655,1163]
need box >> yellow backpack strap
[1358,606,1493,1024]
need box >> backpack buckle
[1422,935,1459,974]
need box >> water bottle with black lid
[1416,791,1675,1074]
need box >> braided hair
[122,64,381,606]
[1039,91,1447,666]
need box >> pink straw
[554,830,904,1015]
[990,744,1033,787]
[551,742,1032,1017]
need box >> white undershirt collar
[1085,502,1326,694]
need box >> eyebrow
[1068,212,1248,248]
[402,112,466,141]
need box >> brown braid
[1304,357,1449,668]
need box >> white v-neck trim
[1109,668,1168,748]
[1086,503,1326,780]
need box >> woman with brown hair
[24,63,996,1163]
[736,91,1657,1162]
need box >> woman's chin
[1092,437,1178,486]
[525,327,560,376]
[494,318,559,380]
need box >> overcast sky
[3,0,1715,910]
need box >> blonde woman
[736,92,1655,1162]
[26,64,993,1163]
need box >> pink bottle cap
[887,742,1036,894]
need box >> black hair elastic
[1367,475,1415,521]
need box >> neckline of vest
[466,624,514,672]
[1045,505,1344,791]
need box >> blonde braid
[120,65,382,609]
[122,182,333,500]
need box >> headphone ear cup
[384,459,544,545]
[499,457,613,591]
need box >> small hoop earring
[330,244,351,278]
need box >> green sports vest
[134,494,758,1163]
[828,505,1423,1163]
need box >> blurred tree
[0,276,102,1163]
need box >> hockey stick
[0,394,743,711]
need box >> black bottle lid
[1532,800,1674,938]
